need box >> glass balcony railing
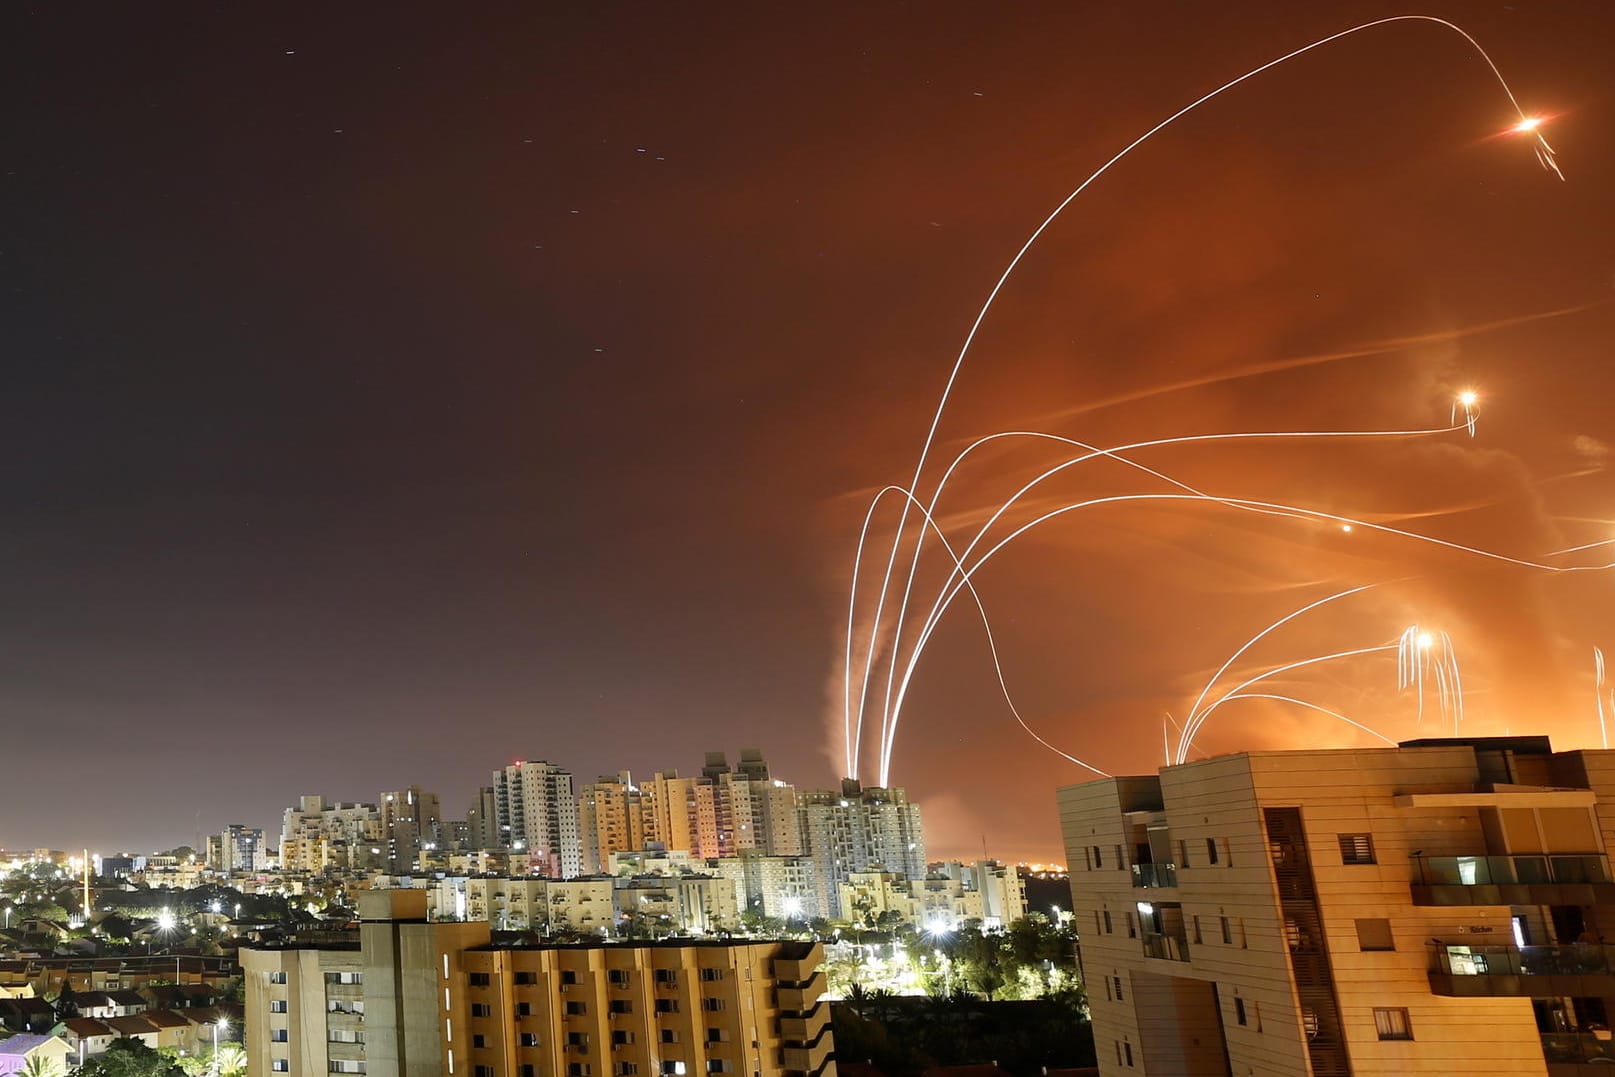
[1411,854,1610,887]
[1131,862,1178,888]
[1431,942,1615,978]
[1541,1032,1615,1065]
[1141,931,1191,962]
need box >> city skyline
[3,5,1613,863]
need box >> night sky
[3,4,1612,862]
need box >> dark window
[1356,918,1394,951]
[471,1003,492,1017]
[522,1067,537,1077]
[567,1001,587,1015]
[701,998,725,1012]
[568,1032,589,1048]
[473,1035,487,1048]
[618,1066,639,1077]
[699,968,724,982]
[475,1068,495,1077]
[270,1030,288,1043]
[1092,846,1103,869]
[654,969,677,984]
[655,999,679,1014]
[269,972,288,985]
[515,972,538,985]
[517,1002,533,1017]
[612,1031,634,1046]
[1126,912,1137,939]
[561,970,579,985]
[1205,838,1219,866]
[1220,916,1232,945]
[660,1030,677,1044]
[1374,1007,1412,1041]
[1123,1042,1133,1067]
[1339,834,1376,865]
[609,970,630,986]
[1112,974,1124,1002]
[1192,915,1202,944]
[521,1033,541,1047]
[1102,910,1113,934]
[1234,997,1248,1026]
[468,973,491,987]
[610,1000,632,1014]
[269,1001,288,1014]
[569,1066,592,1077]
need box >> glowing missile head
[1512,117,1543,133]
[1416,632,1435,650]
[1458,390,1478,408]
[1340,524,1353,533]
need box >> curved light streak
[1212,693,1398,748]
[861,483,1114,777]
[849,14,1546,782]
[1179,645,1398,762]
[879,491,1613,783]
[858,419,1469,776]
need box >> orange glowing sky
[2,3,1612,861]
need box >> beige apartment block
[1058,736,1615,1077]
[242,889,834,1077]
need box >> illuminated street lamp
[212,1016,230,1074]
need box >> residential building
[379,785,443,874]
[209,825,266,872]
[467,785,500,851]
[578,772,652,874]
[799,781,926,917]
[241,888,835,1077]
[279,797,382,873]
[1058,735,1615,1076]
[494,760,582,878]
[465,876,616,934]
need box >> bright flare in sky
[1513,116,1543,132]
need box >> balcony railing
[1542,1032,1615,1065]
[1432,943,1615,978]
[1131,862,1178,888]
[1412,854,1611,887]
[1141,931,1191,962]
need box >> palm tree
[19,1055,65,1077]
[211,1043,248,1077]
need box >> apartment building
[495,761,583,879]
[240,889,834,1077]
[1058,735,1615,1076]
[799,781,926,918]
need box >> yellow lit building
[241,889,834,1077]
[1058,736,1615,1076]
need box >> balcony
[1543,1032,1615,1073]
[1428,942,1615,997]
[1140,930,1191,963]
[1131,862,1178,889]
[1411,854,1615,907]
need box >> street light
[212,1016,230,1074]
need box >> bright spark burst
[1399,626,1465,733]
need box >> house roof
[140,1009,189,1029]
[105,990,146,1007]
[62,1017,113,1037]
[106,1015,157,1036]
[0,1034,62,1058]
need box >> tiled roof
[0,1034,57,1058]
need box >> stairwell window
[1374,1007,1413,1041]
[1339,834,1376,865]
[1205,838,1219,866]
[1234,997,1248,1026]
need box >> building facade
[1058,736,1615,1076]
[495,761,582,879]
[241,889,835,1077]
[799,781,926,918]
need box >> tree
[71,1038,185,1077]
[20,1056,65,1077]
